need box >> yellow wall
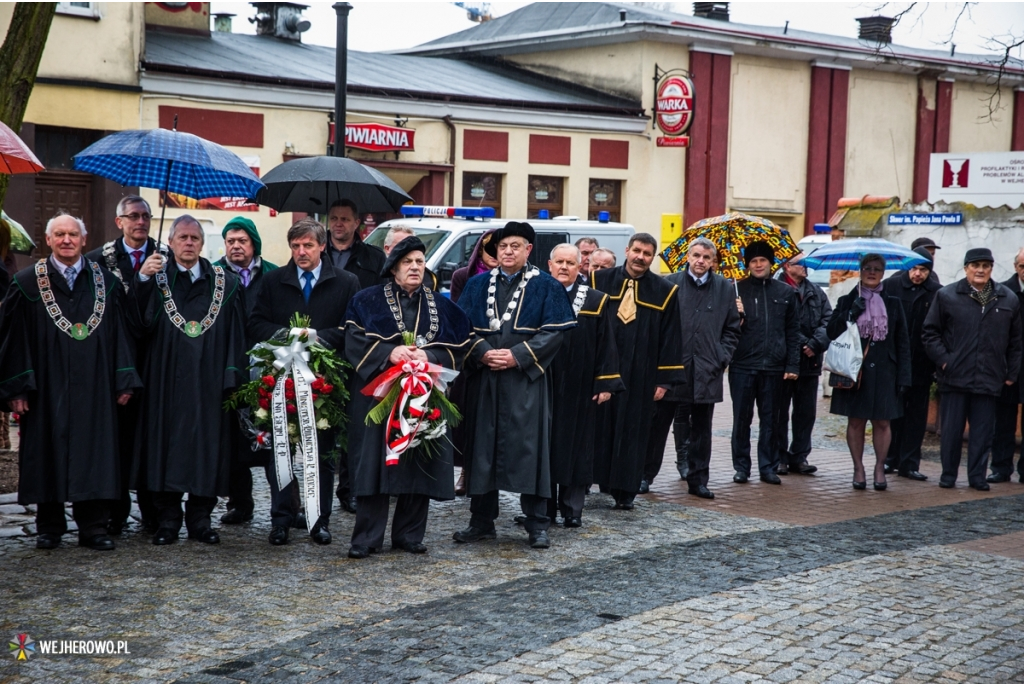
[23,83,139,132]
[727,55,810,236]
[844,69,917,201]
[505,42,648,101]
[949,80,1015,153]
[0,3,144,88]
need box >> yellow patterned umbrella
[661,212,800,281]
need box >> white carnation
[255,408,269,420]
[316,417,330,430]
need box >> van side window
[531,232,570,275]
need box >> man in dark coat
[454,221,576,549]
[923,247,1023,490]
[248,218,360,545]
[85,195,162,534]
[547,243,623,525]
[214,216,279,524]
[324,199,386,291]
[0,214,141,551]
[730,241,801,485]
[344,237,472,558]
[129,215,248,546]
[882,247,941,480]
[592,233,684,509]
[645,237,740,499]
[988,247,1024,483]
[773,252,832,477]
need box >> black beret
[743,240,775,267]
[484,221,536,258]
[380,236,427,277]
[912,246,934,267]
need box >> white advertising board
[928,151,1024,208]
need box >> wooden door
[32,171,92,258]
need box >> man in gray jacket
[643,238,741,499]
[923,247,1023,490]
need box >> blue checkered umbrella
[800,238,929,271]
[73,127,265,243]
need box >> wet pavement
[2,385,1023,683]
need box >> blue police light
[598,211,610,223]
[813,223,831,234]
[537,209,549,219]
[400,205,496,219]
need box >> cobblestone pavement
[2,388,1024,683]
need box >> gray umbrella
[255,156,412,214]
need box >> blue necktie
[65,266,77,290]
[302,271,313,303]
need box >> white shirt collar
[121,237,147,255]
[688,269,710,285]
[49,255,85,277]
[226,257,260,274]
[297,260,323,285]
[176,261,202,281]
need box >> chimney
[693,2,729,21]
[250,2,311,41]
[856,16,894,44]
[213,13,235,32]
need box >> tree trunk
[0,2,57,210]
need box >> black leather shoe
[987,473,1011,483]
[529,530,550,549]
[676,462,689,480]
[189,528,220,544]
[733,471,749,484]
[792,461,818,475]
[106,521,125,536]
[513,515,528,525]
[939,481,955,489]
[776,463,789,475]
[152,528,179,545]
[873,481,887,491]
[971,482,991,491]
[348,544,373,559]
[638,479,650,494]
[453,526,496,543]
[340,496,358,514]
[311,526,332,545]
[395,541,427,554]
[612,500,635,510]
[884,464,897,474]
[79,534,115,551]
[36,533,61,549]
[292,512,307,530]
[688,485,715,499]
[899,470,928,481]
[269,525,289,545]
[760,473,782,485]
[220,508,253,524]
[564,517,582,528]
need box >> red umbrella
[0,120,44,174]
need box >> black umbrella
[255,156,412,214]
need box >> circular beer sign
[656,75,695,136]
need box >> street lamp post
[332,2,352,158]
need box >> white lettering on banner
[341,123,416,152]
[37,640,130,655]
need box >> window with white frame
[56,2,100,19]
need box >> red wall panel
[158,106,263,148]
[1013,90,1024,152]
[589,139,629,169]
[463,129,508,161]
[529,134,571,165]
[825,69,850,222]
[912,79,938,203]
[804,66,832,231]
[684,51,731,225]
[934,80,953,154]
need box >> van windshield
[365,226,451,259]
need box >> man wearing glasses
[86,195,163,535]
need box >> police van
[365,206,636,292]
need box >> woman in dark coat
[827,254,911,490]
[449,228,499,303]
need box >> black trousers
[351,493,430,549]
[886,383,931,473]
[110,400,157,527]
[991,400,1024,479]
[546,484,587,520]
[773,374,819,467]
[470,490,549,534]
[730,371,781,477]
[266,457,335,531]
[37,500,109,539]
[939,391,997,487]
[225,464,254,515]
[644,399,679,484]
[151,492,217,535]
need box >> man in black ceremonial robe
[344,236,472,558]
[454,221,576,549]
[85,194,162,533]
[547,243,623,527]
[0,214,141,551]
[129,215,247,546]
[248,218,360,546]
[592,232,684,509]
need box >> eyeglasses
[118,213,151,222]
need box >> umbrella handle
[155,158,173,248]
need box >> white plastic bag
[823,321,864,380]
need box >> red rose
[258,398,270,410]
[258,387,268,398]
[321,384,334,394]
[311,393,319,401]
[285,378,295,390]
[262,375,276,388]
[311,378,324,391]
[429,408,441,421]
[286,404,297,414]
[285,389,296,400]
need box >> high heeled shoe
[873,481,887,491]
[852,480,867,490]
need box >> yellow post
[659,213,683,273]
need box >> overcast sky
[208,1,1023,58]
